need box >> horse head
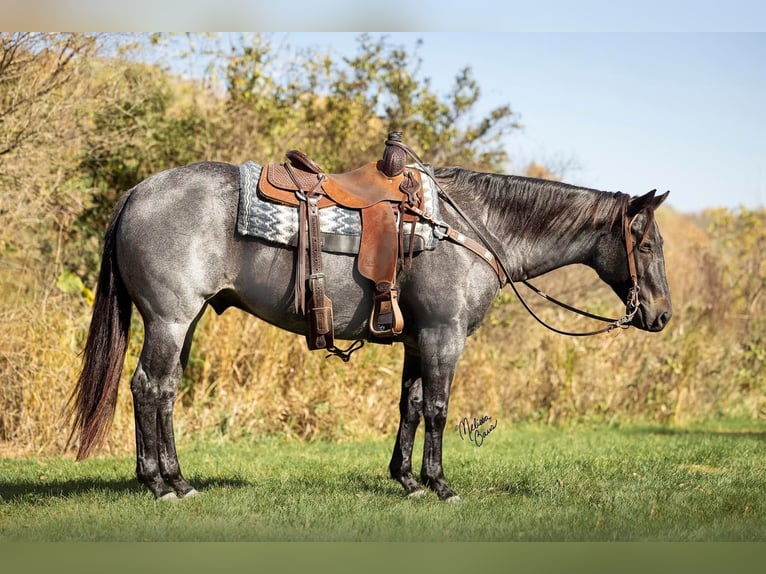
[594,189,672,332]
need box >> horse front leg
[389,350,425,497]
[418,328,465,501]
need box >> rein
[389,139,644,337]
[506,208,646,337]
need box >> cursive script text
[457,415,497,447]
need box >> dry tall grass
[1,206,764,458]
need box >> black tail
[67,191,133,459]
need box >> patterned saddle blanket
[236,161,441,254]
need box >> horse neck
[512,225,597,280]
[479,179,623,282]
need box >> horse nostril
[656,310,671,330]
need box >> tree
[1,33,105,297]
[221,33,520,172]
[0,33,101,158]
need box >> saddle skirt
[236,161,441,254]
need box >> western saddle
[257,132,426,356]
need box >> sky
[271,32,766,214]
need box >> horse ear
[652,190,670,209]
[628,189,657,216]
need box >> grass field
[2,422,765,542]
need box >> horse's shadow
[0,476,252,503]
[346,472,403,498]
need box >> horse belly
[233,244,374,341]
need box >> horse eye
[639,243,653,254]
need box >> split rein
[390,140,645,338]
[503,205,645,337]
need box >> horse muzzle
[632,297,672,332]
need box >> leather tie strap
[284,162,326,315]
[305,194,334,349]
[284,162,334,349]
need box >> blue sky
[274,32,766,213]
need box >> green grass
[1,422,765,541]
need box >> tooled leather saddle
[257,132,425,355]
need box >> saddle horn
[380,131,407,178]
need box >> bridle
[388,138,652,338]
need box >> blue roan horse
[69,161,671,501]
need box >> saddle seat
[259,155,418,210]
[257,146,424,346]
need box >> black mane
[434,166,629,242]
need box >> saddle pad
[237,161,441,254]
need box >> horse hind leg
[131,316,200,499]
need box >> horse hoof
[159,491,179,502]
[445,495,462,504]
[407,489,426,499]
[182,488,200,499]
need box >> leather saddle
[257,135,424,352]
[260,156,416,209]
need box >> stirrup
[369,284,404,337]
